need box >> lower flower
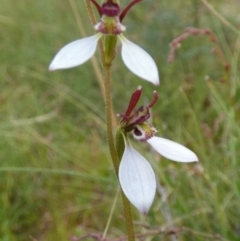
[117,87,198,215]
[119,135,198,215]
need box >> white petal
[147,136,198,163]
[49,34,102,71]
[119,34,159,85]
[119,143,156,214]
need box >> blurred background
[0,0,240,240]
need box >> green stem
[121,191,135,241]
[115,129,135,241]
[104,66,135,241]
[103,64,119,173]
[100,58,136,241]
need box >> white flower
[119,136,198,214]
[49,33,159,85]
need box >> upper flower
[117,86,199,214]
[49,0,159,85]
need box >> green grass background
[0,0,240,240]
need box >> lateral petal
[119,143,156,215]
[49,34,102,71]
[119,34,160,85]
[147,136,198,163]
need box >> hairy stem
[104,65,135,241]
[103,64,119,173]
[85,0,97,25]
[121,191,135,241]
[115,129,135,241]
[104,68,136,241]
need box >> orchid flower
[49,0,159,85]
[117,86,198,214]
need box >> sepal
[49,34,102,71]
[147,136,198,162]
[119,34,160,85]
[119,142,156,214]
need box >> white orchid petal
[119,34,159,85]
[49,34,102,71]
[119,143,156,215]
[147,136,198,163]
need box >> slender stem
[115,129,135,241]
[85,0,97,25]
[104,66,135,241]
[103,64,119,173]
[102,188,120,239]
[121,191,135,241]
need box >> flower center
[117,87,159,141]
[132,123,157,141]
[94,15,126,35]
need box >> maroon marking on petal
[133,128,142,136]
[119,0,142,22]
